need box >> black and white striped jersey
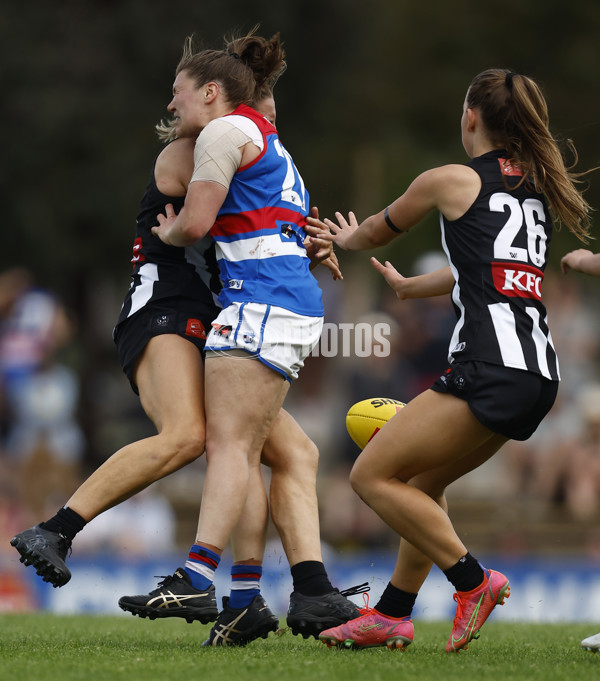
[440,149,560,381]
[115,148,219,328]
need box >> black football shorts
[113,295,219,394]
[430,360,559,441]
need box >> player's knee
[295,438,319,474]
[263,435,319,474]
[170,424,206,465]
[349,461,371,498]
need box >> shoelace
[338,582,372,615]
[339,582,370,598]
[451,572,490,627]
[358,591,374,616]
[452,592,463,625]
[451,591,479,640]
[153,574,179,590]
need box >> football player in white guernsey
[309,68,594,653]
[11,32,362,646]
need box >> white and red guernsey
[440,149,560,381]
[210,104,324,318]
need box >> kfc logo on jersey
[492,262,543,301]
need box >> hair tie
[505,72,516,89]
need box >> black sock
[443,553,485,592]
[41,507,87,542]
[375,582,417,618]
[290,561,334,596]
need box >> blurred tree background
[1,0,598,457]
[2,0,598,295]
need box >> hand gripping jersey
[440,149,559,381]
[209,104,324,318]
[115,146,219,327]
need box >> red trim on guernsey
[212,206,307,237]
[224,103,276,172]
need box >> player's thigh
[134,334,206,433]
[352,389,498,483]
[204,353,289,451]
[261,408,318,472]
[409,432,508,498]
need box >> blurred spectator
[530,384,600,521]
[380,251,455,394]
[0,268,34,440]
[0,268,85,521]
[73,487,176,557]
[542,271,600,401]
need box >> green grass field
[0,614,599,681]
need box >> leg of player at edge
[318,390,510,652]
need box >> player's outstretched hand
[304,228,343,280]
[306,211,360,250]
[371,257,409,298]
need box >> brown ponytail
[467,68,594,243]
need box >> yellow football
[346,397,406,449]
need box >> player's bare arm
[307,164,480,251]
[152,180,228,247]
[154,137,195,196]
[561,249,600,277]
[371,261,454,299]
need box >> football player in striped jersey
[310,68,594,652]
